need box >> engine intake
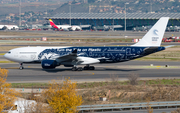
[41,60,59,69]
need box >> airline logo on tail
[152,29,159,42]
[153,29,158,35]
[49,19,59,29]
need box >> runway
[1,42,180,47]
[0,61,179,83]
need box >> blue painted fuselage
[38,46,165,63]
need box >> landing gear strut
[84,65,95,70]
[19,63,24,70]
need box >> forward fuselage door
[126,48,131,60]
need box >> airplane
[133,25,152,32]
[0,25,19,30]
[93,25,123,31]
[4,17,169,71]
[49,19,90,31]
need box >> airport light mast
[69,4,71,26]
[19,0,21,26]
[124,2,129,32]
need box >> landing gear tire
[89,66,95,70]
[72,67,77,71]
[72,67,83,71]
[19,63,24,70]
[84,66,95,70]
[19,66,24,70]
[84,66,89,70]
[77,67,83,71]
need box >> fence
[78,101,180,112]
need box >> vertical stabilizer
[132,17,169,47]
[49,19,59,29]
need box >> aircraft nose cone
[3,53,7,58]
[4,53,11,60]
[4,53,8,59]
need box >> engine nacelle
[41,60,59,69]
[64,65,73,67]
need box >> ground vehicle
[3,100,36,113]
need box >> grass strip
[136,57,180,61]
[0,53,5,55]
[11,83,49,88]
[10,78,180,89]
[0,61,14,63]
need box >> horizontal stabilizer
[165,45,175,48]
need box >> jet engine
[41,60,60,69]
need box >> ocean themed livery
[4,17,169,71]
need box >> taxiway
[0,61,179,83]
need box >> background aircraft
[49,19,90,31]
[92,25,123,31]
[0,25,19,30]
[4,17,169,71]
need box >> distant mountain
[53,0,180,14]
[54,3,89,13]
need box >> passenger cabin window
[19,52,37,54]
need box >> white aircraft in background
[49,19,91,31]
[0,25,19,30]
[4,17,169,71]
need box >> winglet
[132,17,169,47]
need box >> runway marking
[6,67,19,69]
[82,71,95,75]
[58,74,94,79]
[4,65,180,70]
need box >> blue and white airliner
[4,17,169,71]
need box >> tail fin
[49,19,59,29]
[132,17,169,47]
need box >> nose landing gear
[19,63,24,70]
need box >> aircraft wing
[52,49,99,65]
[49,49,77,61]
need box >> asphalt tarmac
[0,61,179,83]
[1,30,180,39]
[1,42,180,47]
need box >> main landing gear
[19,63,24,70]
[83,65,95,70]
[71,65,95,71]
[72,66,83,71]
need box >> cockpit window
[7,51,11,54]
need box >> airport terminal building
[45,13,180,30]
